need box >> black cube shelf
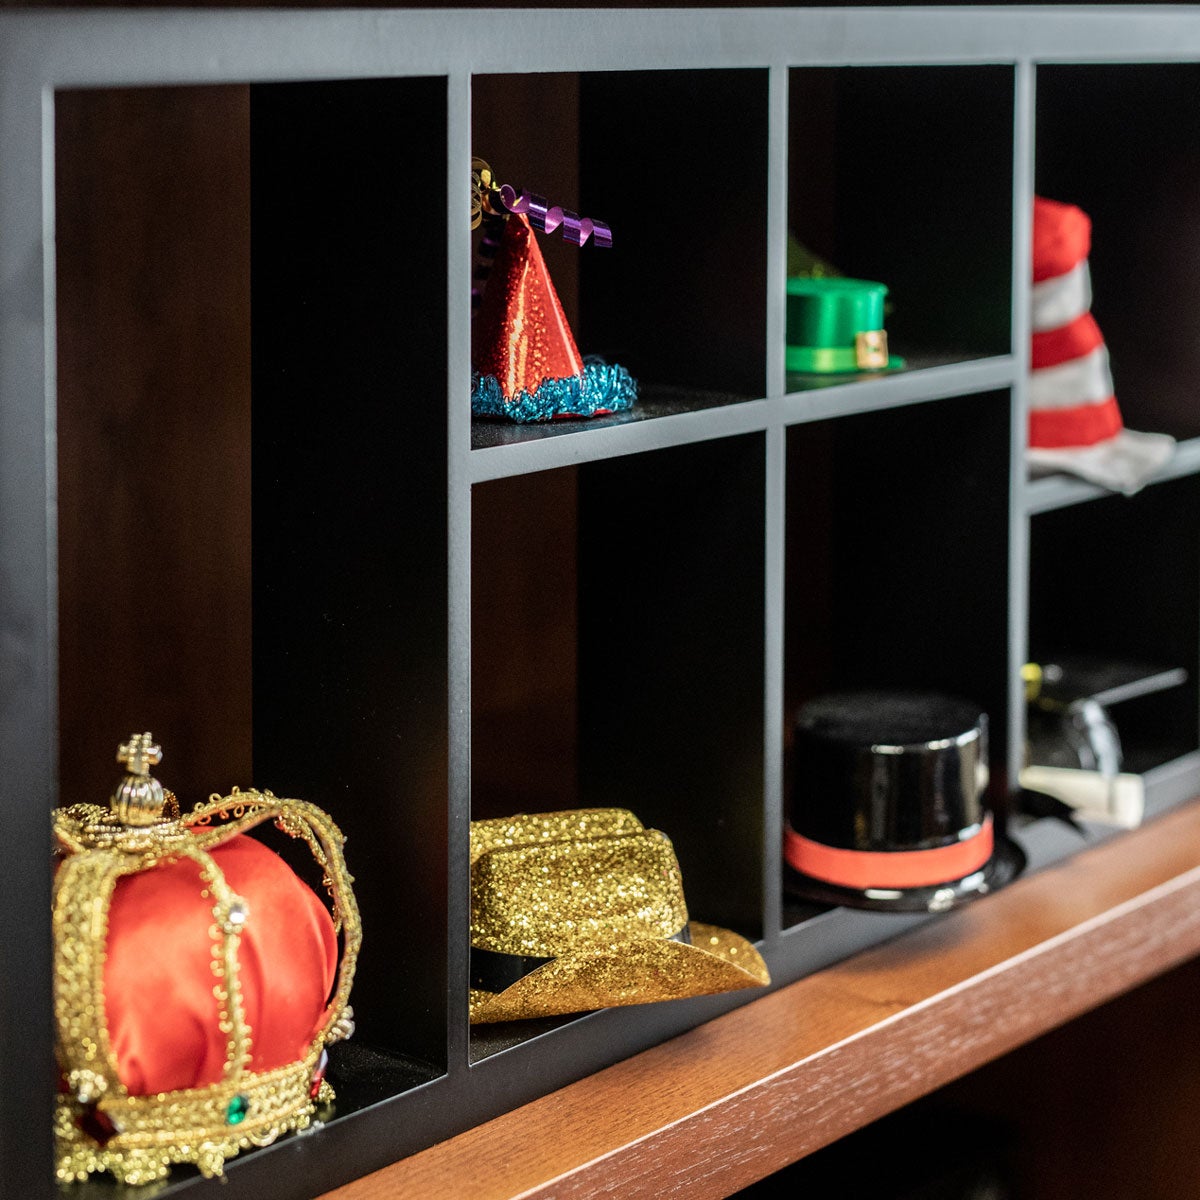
[5,8,1200,1200]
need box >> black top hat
[785,691,1024,912]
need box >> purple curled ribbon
[498,184,612,248]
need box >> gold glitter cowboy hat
[469,809,769,1024]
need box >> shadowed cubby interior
[787,66,1013,389]
[470,69,768,451]
[783,392,1012,927]
[54,78,450,1140]
[471,467,582,817]
[471,434,766,1057]
[1028,477,1200,775]
[1037,64,1200,441]
[250,78,448,1078]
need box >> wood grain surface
[55,86,252,805]
[322,802,1200,1200]
[925,953,1200,1200]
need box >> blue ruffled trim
[471,357,638,423]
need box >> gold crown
[52,734,361,1185]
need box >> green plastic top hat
[786,277,904,374]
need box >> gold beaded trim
[52,787,361,1185]
[54,1059,333,1186]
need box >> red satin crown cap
[473,213,584,401]
[104,836,338,1095]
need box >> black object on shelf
[785,691,1025,913]
[1026,656,1189,776]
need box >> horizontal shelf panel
[469,353,1014,481]
[318,1044,445,1115]
[781,355,1015,426]
[1025,435,1200,514]
[19,10,1200,90]
[470,1014,584,1065]
[470,386,754,453]
[1143,750,1200,819]
[468,392,771,482]
[320,800,1200,1200]
[778,895,924,954]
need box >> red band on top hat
[1029,394,1124,449]
[1033,195,1092,283]
[1032,311,1105,370]
[103,835,338,1095]
[784,816,995,890]
[473,213,584,401]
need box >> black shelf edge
[468,357,1017,485]
[781,354,1016,427]
[468,390,770,483]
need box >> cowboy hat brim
[469,921,769,1024]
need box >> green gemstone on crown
[225,1094,249,1125]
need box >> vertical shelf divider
[762,62,790,945]
[766,63,789,406]
[1008,58,1036,795]
[0,54,57,1196]
[446,67,473,1078]
[763,421,786,946]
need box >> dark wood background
[55,85,253,805]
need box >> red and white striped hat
[1030,196,1174,493]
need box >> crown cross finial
[111,733,167,827]
[117,733,161,777]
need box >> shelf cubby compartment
[54,76,451,1166]
[783,391,1013,929]
[1028,475,1200,785]
[471,434,766,1059]
[786,66,1014,396]
[1035,64,1200,445]
[470,69,768,452]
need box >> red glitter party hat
[473,213,584,401]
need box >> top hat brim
[1028,428,1176,495]
[468,921,769,1025]
[784,832,1025,914]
